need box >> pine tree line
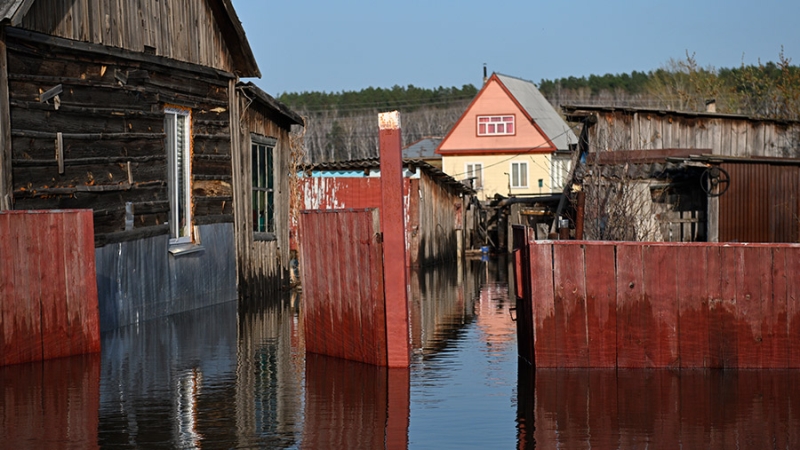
[279,52,800,163]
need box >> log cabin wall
[234,87,295,297]
[4,25,239,329]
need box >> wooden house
[563,105,800,242]
[436,73,577,201]
[0,0,302,330]
[295,159,475,267]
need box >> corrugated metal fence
[514,232,800,368]
[299,209,388,366]
[0,210,100,366]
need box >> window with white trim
[477,115,515,136]
[165,106,192,243]
[511,161,528,188]
[551,156,572,192]
[252,135,277,237]
[465,163,483,190]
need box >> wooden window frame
[252,134,277,241]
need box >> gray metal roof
[495,73,577,151]
[0,0,31,25]
[403,138,442,160]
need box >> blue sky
[232,0,799,96]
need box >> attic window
[478,115,515,136]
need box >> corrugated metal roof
[301,158,475,196]
[495,73,578,151]
[0,0,30,24]
[403,138,442,160]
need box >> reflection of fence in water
[518,367,800,448]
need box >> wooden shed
[0,0,301,329]
[564,106,800,243]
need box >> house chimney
[705,98,716,113]
[483,63,487,85]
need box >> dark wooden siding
[20,0,237,74]
[6,28,234,245]
[719,162,800,243]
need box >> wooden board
[584,244,617,367]
[552,244,588,367]
[677,245,710,368]
[642,244,679,367]
[616,244,648,368]
[530,242,557,367]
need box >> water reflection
[518,367,800,449]
[2,259,800,448]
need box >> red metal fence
[514,232,800,368]
[300,209,389,366]
[0,210,100,366]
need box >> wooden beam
[0,29,12,210]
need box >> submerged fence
[514,228,800,368]
[0,210,100,366]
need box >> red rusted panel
[737,246,770,368]
[300,209,390,366]
[530,242,556,367]
[643,245,679,368]
[677,245,710,368]
[552,244,588,367]
[41,212,70,360]
[765,247,789,368]
[379,116,411,369]
[788,247,800,368]
[709,246,739,368]
[584,243,617,367]
[616,244,648,368]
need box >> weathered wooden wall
[6,27,234,246]
[576,107,800,158]
[514,236,800,368]
[297,171,464,267]
[20,0,239,75]
[232,88,294,297]
[0,210,100,366]
[299,209,388,366]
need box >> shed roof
[495,73,578,151]
[403,137,442,160]
[0,0,260,77]
[240,82,304,127]
[562,104,800,125]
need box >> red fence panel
[300,209,390,366]
[518,238,800,368]
[0,210,99,366]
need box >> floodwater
[2,257,800,449]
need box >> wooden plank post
[0,29,13,210]
[379,111,411,368]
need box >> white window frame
[477,115,515,136]
[551,157,572,192]
[510,161,528,189]
[465,162,483,190]
[166,106,193,244]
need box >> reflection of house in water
[235,296,304,448]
